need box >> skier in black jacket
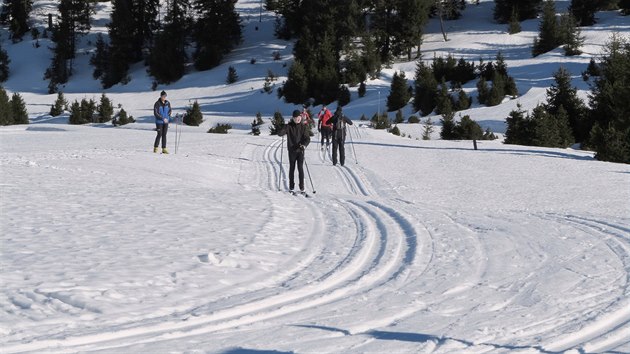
[330,106,354,166]
[278,110,311,193]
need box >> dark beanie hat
[292,109,301,117]
[160,90,167,97]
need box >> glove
[163,118,169,124]
[318,128,321,132]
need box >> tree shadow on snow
[220,348,294,354]
[351,141,594,162]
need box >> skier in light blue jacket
[153,90,172,153]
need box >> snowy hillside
[1,0,630,353]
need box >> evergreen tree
[358,82,367,98]
[396,0,431,59]
[130,0,159,62]
[90,33,108,80]
[504,104,535,145]
[487,72,505,106]
[149,0,189,84]
[422,117,434,139]
[50,91,67,116]
[395,109,404,124]
[0,43,10,82]
[494,0,542,23]
[184,100,203,126]
[1,0,33,41]
[532,0,560,57]
[0,86,12,125]
[97,93,114,123]
[10,92,28,124]
[193,0,242,71]
[226,66,238,84]
[530,105,569,147]
[622,0,630,15]
[588,34,630,163]
[390,124,401,136]
[455,89,471,111]
[454,115,483,140]
[545,67,586,142]
[269,110,285,135]
[387,71,411,111]
[45,0,93,92]
[251,112,264,136]
[508,7,522,34]
[476,77,490,105]
[116,108,135,125]
[569,0,598,26]
[440,111,457,139]
[103,0,134,88]
[560,13,584,56]
[338,85,351,106]
[283,60,308,104]
[414,61,438,116]
[435,81,453,115]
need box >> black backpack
[334,113,345,131]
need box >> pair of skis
[289,190,311,198]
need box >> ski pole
[278,136,284,191]
[174,114,179,154]
[177,114,183,153]
[348,126,358,164]
[304,156,316,194]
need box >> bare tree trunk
[438,2,448,42]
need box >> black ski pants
[288,149,305,191]
[332,133,346,166]
[154,123,168,148]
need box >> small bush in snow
[208,123,232,134]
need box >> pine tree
[130,0,159,62]
[103,0,134,88]
[97,93,114,123]
[50,91,67,116]
[1,0,33,41]
[560,13,584,56]
[494,0,543,23]
[184,100,203,126]
[0,86,12,125]
[508,7,522,34]
[532,0,560,57]
[116,108,135,125]
[476,77,490,105]
[397,0,431,59]
[588,34,630,163]
[0,43,10,82]
[455,89,471,111]
[530,104,573,147]
[440,111,457,139]
[149,0,189,84]
[387,71,411,111]
[193,0,242,71]
[283,60,308,104]
[251,112,264,136]
[622,0,630,15]
[269,110,285,135]
[90,33,108,80]
[394,109,404,124]
[454,115,483,140]
[435,81,453,115]
[504,104,535,145]
[226,66,238,84]
[358,82,367,98]
[46,0,93,92]
[414,61,438,116]
[422,117,434,139]
[338,85,351,106]
[545,67,585,142]
[569,0,598,26]
[10,92,28,124]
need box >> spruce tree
[560,13,584,56]
[358,82,367,98]
[149,0,188,84]
[193,0,242,71]
[0,86,12,125]
[130,0,159,62]
[283,60,308,104]
[532,0,560,57]
[338,85,351,106]
[569,0,598,26]
[504,104,535,145]
[422,117,434,139]
[455,89,471,111]
[387,71,411,112]
[622,0,630,15]
[226,66,238,84]
[0,43,10,82]
[588,34,630,163]
[508,7,522,34]
[103,0,135,88]
[454,115,483,140]
[1,0,33,41]
[494,0,542,23]
[476,77,490,105]
[97,93,114,122]
[440,111,457,139]
[414,61,438,116]
[10,92,28,124]
[116,108,135,125]
[435,81,453,115]
[90,33,108,80]
[269,110,285,135]
[184,100,203,126]
[50,91,67,116]
[545,67,586,142]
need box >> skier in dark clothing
[153,90,172,154]
[278,110,311,193]
[330,106,354,166]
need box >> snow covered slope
[1,1,630,353]
[1,124,629,353]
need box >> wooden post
[473,139,478,150]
